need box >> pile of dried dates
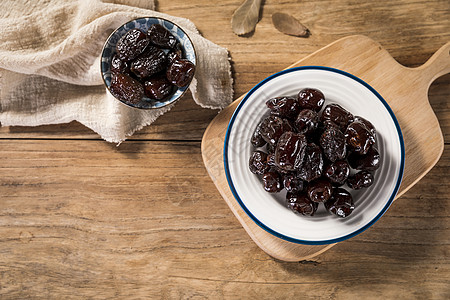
[249,88,380,218]
[109,24,195,106]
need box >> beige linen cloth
[0,0,233,143]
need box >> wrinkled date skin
[345,121,375,155]
[262,170,283,193]
[295,109,319,135]
[347,171,374,189]
[297,143,323,182]
[325,188,355,217]
[116,29,149,61]
[307,178,333,203]
[274,131,307,172]
[147,24,177,49]
[348,146,380,171]
[354,116,376,136]
[144,76,173,100]
[259,116,293,147]
[283,173,304,193]
[110,73,144,105]
[130,46,167,79]
[320,126,347,162]
[251,121,267,147]
[266,97,301,119]
[249,151,269,175]
[324,160,350,185]
[166,59,196,87]
[286,191,318,216]
[321,104,354,130]
[111,54,130,74]
[297,88,325,111]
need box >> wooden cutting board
[201,35,450,261]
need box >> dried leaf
[231,0,262,36]
[272,12,310,37]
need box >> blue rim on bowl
[100,17,196,109]
[223,66,405,245]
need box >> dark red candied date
[166,59,195,87]
[297,88,325,111]
[130,46,167,79]
[297,143,323,182]
[286,191,318,216]
[274,131,307,172]
[345,121,375,155]
[324,160,350,185]
[347,171,374,189]
[283,173,304,193]
[109,73,144,105]
[295,109,319,135]
[320,126,347,162]
[249,151,269,175]
[354,116,376,136]
[262,170,283,193]
[144,76,173,100]
[110,54,129,74]
[325,188,354,218]
[321,104,354,130]
[266,96,301,119]
[116,29,149,61]
[259,115,293,147]
[307,178,333,203]
[147,24,177,49]
[348,146,380,171]
[251,121,266,147]
[267,152,276,167]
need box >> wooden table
[1,1,449,298]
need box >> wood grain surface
[0,0,449,299]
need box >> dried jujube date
[259,116,292,147]
[147,24,177,49]
[262,170,283,193]
[348,146,380,171]
[321,104,353,130]
[347,171,374,190]
[325,188,354,218]
[297,143,323,182]
[320,126,347,162]
[274,131,307,172]
[116,29,149,61]
[354,116,376,136]
[249,151,269,175]
[109,73,144,105]
[307,178,333,203]
[111,54,129,74]
[295,109,319,135]
[283,173,304,193]
[324,160,350,185]
[166,59,195,87]
[251,121,266,147]
[286,192,318,216]
[345,121,375,155]
[144,76,173,100]
[266,96,301,119]
[130,46,167,79]
[297,88,325,111]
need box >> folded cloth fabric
[0,0,233,143]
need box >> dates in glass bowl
[101,18,196,109]
[248,87,380,218]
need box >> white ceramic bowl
[224,66,405,245]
